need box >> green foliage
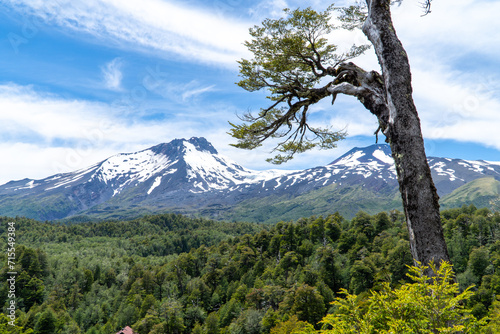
[222,183,402,223]
[34,309,57,334]
[485,298,500,333]
[0,194,81,221]
[335,4,367,31]
[239,6,335,91]
[287,285,325,326]
[2,205,500,333]
[441,177,500,211]
[319,262,486,334]
[469,247,490,278]
[270,315,315,334]
[230,6,370,163]
[0,313,34,334]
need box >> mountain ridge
[0,137,499,222]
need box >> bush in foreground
[285,262,487,334]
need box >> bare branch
[421,0,432,16]
[296,53,324,77]
[327,82,367,97]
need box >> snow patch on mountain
[148,176,163,195]
[95,149,172,184]
[373,149,393,164]
[45,164,98,191]
[486,161,500,166]
[15,180,39,191]
[183,140,294,192]
[464,160,500,174]
[430,161,463,182]
[334,151,366,167]
[327,145,397,180]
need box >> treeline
[0,206,499,333]
[0,214,262,257]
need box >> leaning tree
[229,0,450,269]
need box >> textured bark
[362,0,450,267]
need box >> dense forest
[1,206,500,333]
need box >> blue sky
[0,0,499,184]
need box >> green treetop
[230,6,369,164]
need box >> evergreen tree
[33,309,57,334]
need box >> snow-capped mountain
[0,138,498,222]
[429,157,500,195]
[0,138,290,220]
[234,144,399,198]
[1,137,285,196]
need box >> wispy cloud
[414,65,500,148]
[248,0,289,19]
[139,77,218,104]
[181,84,216,102]
[101,57,124,91]
[4,0,252,66]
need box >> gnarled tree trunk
[362,0,450,267]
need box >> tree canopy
[230,6,370,164]
[2,206,500,333]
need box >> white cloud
[6,0,252,66]
[101,57,124,91]
[384,0,500,151]
[151,79,216,103]
[139,78,218,104]
[413,66,500,150]
[0,143,113,185]
[392,0,500,59]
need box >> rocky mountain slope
[0,137,499,222]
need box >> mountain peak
[330,144,393,166]
[151,137,218,156]
[185,137,218,154]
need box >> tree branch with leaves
[230,6,370,164]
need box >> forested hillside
[1,207,500,333]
